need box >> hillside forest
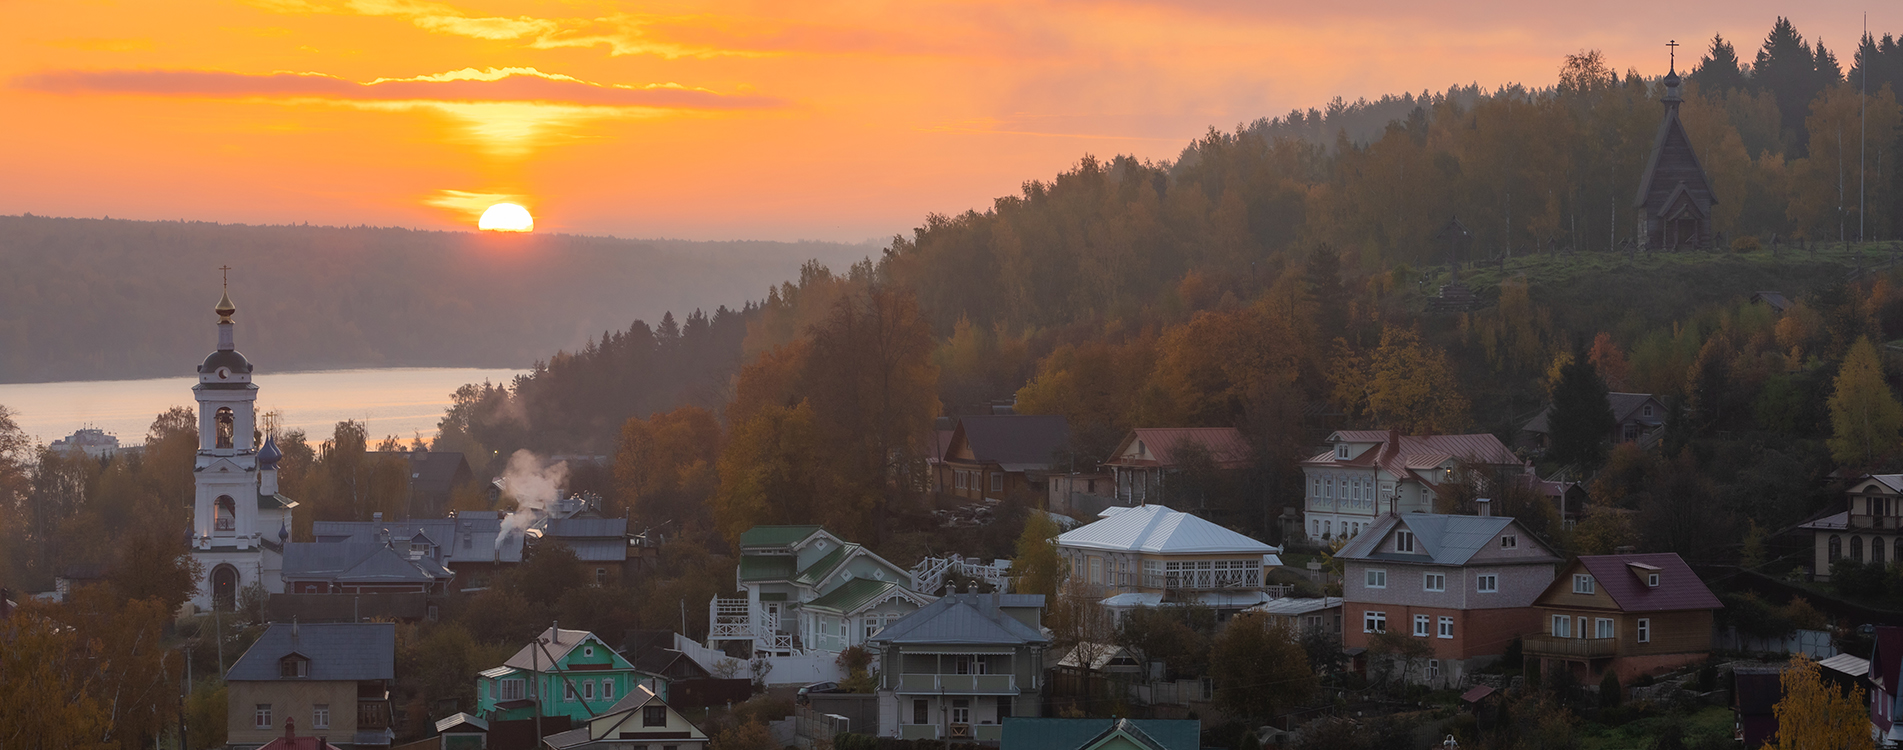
[12,18,1903,749]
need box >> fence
[1713,627,1836,659]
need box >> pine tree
[1304,244,1348,344]
[1827,337,1903,469]
[1691,34,1747,95]
[1755,17,1822,156]
[1815,39,1844,86]
[1548,350,1617,471]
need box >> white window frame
[1413,615,1430,637]
[499,678,525,702]
[1423,573,1445,592]
[1395,530,1415,553]
[1500,535,1518,549]
[312,704,330,730]
[1336,444,1350,459]
[1476,574,1498,593]
[583,681,594,701]
[1365,569,1386,588]
[602,679,614,701]
[565,681,578,701]
[1595,618,1615,639]
[991,472,1003,493]
[1573,574,1595,594]
[255,704,273,730]
[1364,611,1386,633]
[1428,659,1440,680]
[1648,573,1660,587]
[1637,618,1651,643]
[1438,616,1454,639]
[1551,614,1571,638]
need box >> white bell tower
[188,276,293,612]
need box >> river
[0,367,525,447]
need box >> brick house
[1526,553,1722,684]
[1338,507,1559,688]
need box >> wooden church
[1633,59,1718,250]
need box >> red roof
[1305,431,1522,480]
[1570,553,1721,612]
[1873,626,1903,698]
[1106,428,1251,469]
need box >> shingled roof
[1336,512,1557,566]
[1308,431,1521,481]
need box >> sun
[478,203,534,232]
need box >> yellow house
[224,622,394,749]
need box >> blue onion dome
[279,520,290,543]
[259,435,282,468]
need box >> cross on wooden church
[1667,39,1678,70]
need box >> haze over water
[0,367,523,447]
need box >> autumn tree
[1208,613,1317,719]
[1587,332,1631,391]
[0,602,112,749]
[1011,510,1064,600]
[1827,337,1903,468]
[1330,326,1471,433]
[614,406,721,525]
[1015,335,1158,460]
[1764,654,1868,750]
[712,401,826,543]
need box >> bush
[1732,236,1762,253]
[1598,670,1623,708]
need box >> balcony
[896,674,1018,693]
[1850,513,1894,530]
[898,723,1004,741]
[1523,635,1618,659]
[357,700,391,730]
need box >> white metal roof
[1057,504,1278,555]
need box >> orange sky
[1,1,1891,241]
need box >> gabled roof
[944,415,1070,471]
[227,622,394,682]
[281,541,453,583]
[1308,432,1521,477]
[499,626,632,673]
[795,543,855,586]
[738,554,797,581]
[1550,553,1721,612]
[1001,718,1200,750]
[1523,393,1665,434]
[546,517,628,539]
[1633,102,1716,210]
[1057,504,1277,555]
[1248,597,1343,616]
[738,525,824,548]
[1105,428,1251,469]
[870,593,1048,646]
[311,517,523,564]
[1337,513,1556,566]
[805,577,926,614]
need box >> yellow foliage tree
[1331,326,1472,433]
[1764,653,1867,750]
[712,401,825,544]
[614,406,722,524]
[1146,302,1303,426]
[1827,336,1903,469]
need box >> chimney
[284,717,296,742]
[373,512,383,523]
[1475,498,1491,517]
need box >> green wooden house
[476,626,666,725]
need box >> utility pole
[1861,12,1869,243]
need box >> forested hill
[0,215,874,383]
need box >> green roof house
[475,626,666,726]
[711,526,932,659]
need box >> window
[1595,618,1615,639]
[312,704,330,730]
[1637,618,1651,643]
[1551,615,1571,638]
[1324,521,1332,537]
[1423,573,1445,592]
[1642,404,1654,417]
[255,704,273,730]
[865,618,881,640]
[565,681,578,701]
[990,473,1003,492]
[1201,677,1214,700]
[583,681,595,701]
[1325,479,1333,498]
[1365,569,1386,588]
[279,656,308,678]
[1500,535,1518,549]
[1427,659,1440,681]
[1395,530,1415,552]
[951,699,970,725]
[602,680,614,700]
[499,678,525,702]
[1336,443,1350,459]
[1476,574,1498,593]
[1363,611,1387,633]
[913,700,928,725]
[597,568,607,585]
[1413,615,1430,637]
[1438,616,1454,639]
[214,496,237,532]
[996,696,1012,719]
[644,705,668,727]
[1647,573,1660,588]
[1830,535,1843,561]
[427,604,439,622]
[1573,574,1595,594]
[216,407,235,449]
[584,645,594,657]
[1854,536,1866,561]
[1089,556,1101,585]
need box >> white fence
[673,633,845,687]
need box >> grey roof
[546,517,629,539]
[227,622,394,682]
[946,415,1070,470]
[1336,513,1555,566]
[366,450,472,496]
[1523,392,1663,434]
[870,593,1049,647]
[563,539,630,562]
[281,542,452,583]
[1057,504,1277,555]
[498,626,633,673]
[310,517,523,564]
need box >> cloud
[14,67,782,109]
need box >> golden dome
[215,290,236,323]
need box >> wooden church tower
[1633,44,1718,250]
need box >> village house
[1525,552,1722,683]
[1103,428,1252,507]
[710,525,932,659]
[870,593,1049,743]
[541,684,709,750]
[225,621,395,750]
[1870,626,1903,746]
[1054,504,1285,619]
[934,415,1071,502]
[1247,597,1345,639]
[1337,506,1559,687]
[311,513,525,592]
[476,626,666,729]
[1519,393,1668,451]
[1301,430,1525,542]
[280,539,455,595]
[364,448,473,518]
[1801,474,1903,581]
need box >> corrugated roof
[1001,718,1199,750]
[945,415,1069,467]
[1569,553,1722,613]
[1248,597,1343,616]
[227,622,394,682]
[1056,504,1276,555]
[738,554,796,581]
[310,517,520,564]
[871,593,1048,646]
[738,525,823,548]
[562,539,630,562]
[1819,653,1869,679]
[1337,513,1552,566]
[499,626,631,673]
[546,517,628,539]
[1106,428,1252,469]
[1309,432,1522,478]
[806,578,907,613]
[795,544,855,586]
[281,542,451,583]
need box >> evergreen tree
[1691,34,1747,95]
[1815,39,1844,86]
[1303,243,1347,343]
[1547,350,1617,471]
[1755,17,1822,156]
[1827,337,1903,469]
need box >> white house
[1055,505,1285,618]
[1300,430,1524,543]
[710,526,933,658]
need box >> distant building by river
[50,427,120,460]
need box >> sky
[1,1,1893,242]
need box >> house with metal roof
[935,415,1071,502]
[1247,596,1344,640]
[311,512,525,591]
[1519,392,1668,451]
[1801,474,1903,582]
[225,622,395,750]
[869,593,1050,742]
[1869,626,1903,746]
[1055,504,1284,617]
[710,525,932,659]
[542,517,632,585]
[476,626,666,727]
[541,684,708,750]
[281,540,455,594]
[1337,508,1559,688]
[1000,717,1199,750]
[1526,552,1722,684]
[1301,429,1526,543]
[1103,428,1252,507]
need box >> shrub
[1732,236,1762,253]
[1598,670,1623,708]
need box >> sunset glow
[0,1,1890,240]
[477,202,533,232]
